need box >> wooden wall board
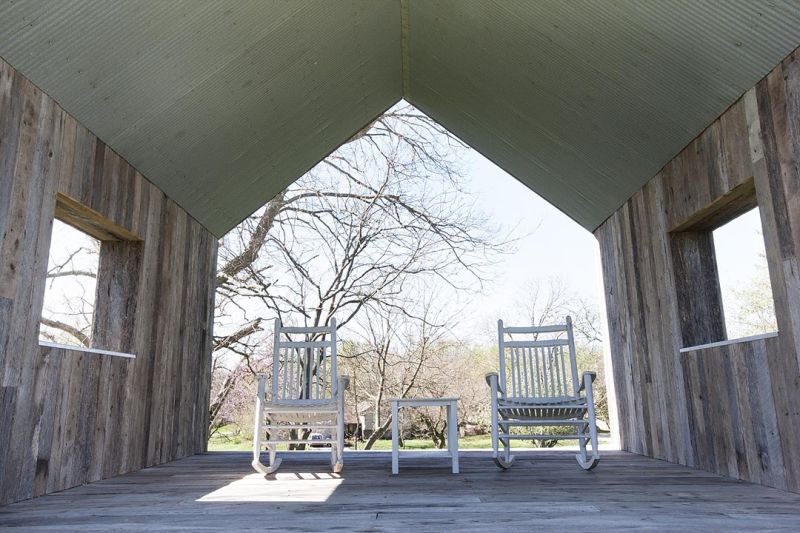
[0,57,217,505]
[596,48,800,491]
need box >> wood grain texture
[0,57,217,505]
[682,337,786,488]
[54,193,142,242]
[2,451,800,531]
[669,231,727,347]
[596,49,800,491]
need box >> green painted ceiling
[1,0,799,235]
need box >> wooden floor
[1,450,799,531]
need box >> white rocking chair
[252,318,349,475]
[486,317,600,470]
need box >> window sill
[679,331,779,353]
[39,341,136,359]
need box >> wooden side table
[390,397,459,475]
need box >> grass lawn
[208,427,608,452]
[208,430,254,451]
[364,434,493,450]
[208,434,494,452]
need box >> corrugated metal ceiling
[405,0,800,229]
[0,1,799,235]
[0,0,402,235]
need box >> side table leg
[449,401,459,474]
[391,402,399,475]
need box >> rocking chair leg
[269,444,278,470]
[331,435,343,474]
[490,408,499,463]
[252,376,269,474]
[493,423,515,469]
[253,439,282,475]
[587,408,600,465]
[589,418,599,459]
[575,424,599,470]
[503,431,514,466]
[576,373,600,471]
[333,375,345,474]
[333,448,343,473]
[262,441,282,475]
[491,424,499,460]
[255,424,282,475]
[577,422,588,462]
[489,375,513,469]
[252,428,264,473]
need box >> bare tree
[403,344,477,449]
[38,222,100,347]
[339,301,456,449]
[728,253,778,338]
[209,103,511,432]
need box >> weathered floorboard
[2,451,799,532]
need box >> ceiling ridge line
[400,0,410,97]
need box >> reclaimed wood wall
[596,49,800,491]
[0,58,217,505]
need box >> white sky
[40,220,100,345]
[448,149,601,341]
[713,207,774,335]
[714,207,768,290]
[452,148,772,343]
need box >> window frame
[669,178,778,351]
[38,193,143,358]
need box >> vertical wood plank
[596,49,800,492]
[0,57,217,505]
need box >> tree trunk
[364,415,394,450]
[216,190,286,287]
[419,415,448,449]
[373,397,381,434]
[208,365,243,430]
[433,426,447,449]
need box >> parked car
[308,432,331,448]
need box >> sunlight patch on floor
[196,472,343,503]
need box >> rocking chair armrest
[485,372,504,396]
[579,371,597,393]
[256,374,268,397]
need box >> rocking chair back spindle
[271,321,338,404]
[498,322,580,403]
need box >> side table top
[390,397,459,405]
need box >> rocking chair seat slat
[499,406,587,420]
[264,401,338,411]
[265,403,339,424]
[501,395,580,405]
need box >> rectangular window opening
[39,193,143,357]
[670,179,779,351]
[40,219,100,348]
[712,207,777,340]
